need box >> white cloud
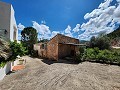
[41,20,46,24]
[79,0,120,40]
[116,0,120,3]
[64,25,73,37]
[18,33,21,40]
[32,21,51,40]
[98,0,113,9]
[51,31,60,38]
[17,23,25,31]
[65,25,71,34]
[73,24,80,32]
[114,4,120,17]
[84,9,103,19]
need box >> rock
[0,37,11,60]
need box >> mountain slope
[107,26,120,46]
[107,26,120,39]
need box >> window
[41,43,47,50]
[41,44,45,49]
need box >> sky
[2,0,120,40]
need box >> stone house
[0,1,18,41]
[34,34,80,60]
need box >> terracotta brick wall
[57,34,79,44]
[57,34,79,59]
[47,35,58,60]
[34,34,80,60]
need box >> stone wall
[57,34,79,44]
[47,35,58,60]
[34,43,47,58]
[34,34,80,60]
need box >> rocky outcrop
[0,36,11,60]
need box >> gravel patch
[0,56,120,90]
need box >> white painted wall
[0,1,11,39]
[0,1,18,41]
[0,62,11,80]
[10,5,18,41]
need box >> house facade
[34,34,80,60]
[0,1,18,41]
[0,1,18,80]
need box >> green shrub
[0,61,6,68]
[82,48,120,65]
[75,54,82,63]
[75,46,86,63]
[9,41,28,61]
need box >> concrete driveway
[0,56,120,90]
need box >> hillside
[107,26,120,46]
[107,26,120,39]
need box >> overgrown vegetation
[75,46,86,63]
[83,48,120,65]
[75,32,120,65]
[21,27,37,55]
[76,47,120,65]
[89,35,111,50]
[9,41,27,61]
[0,41,27,67]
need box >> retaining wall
[0,62,12,80]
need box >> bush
[9,41,28,61]
[83,47,99,61]
[75,46,86,63]
[0,61,6,68]
[83,48,120,65]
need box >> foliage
[83,48,120,65]
[9,41,27,61]
[75,46,86,63]
[21,27,37,55]
[0,61,6,68]
[0,41,27,67]
[38,39,49,43]
[89,35,111,50]
[84,47,99,60]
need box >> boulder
[0,37,11,60]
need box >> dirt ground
[0,56,120,90]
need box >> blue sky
[2,0,120,40]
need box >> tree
[89,35,111,50]
[89,36,96,48]
[38,39,49,43]
[21,27,37,54]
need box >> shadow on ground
[41,58,78,65]
[6,71,15,75]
